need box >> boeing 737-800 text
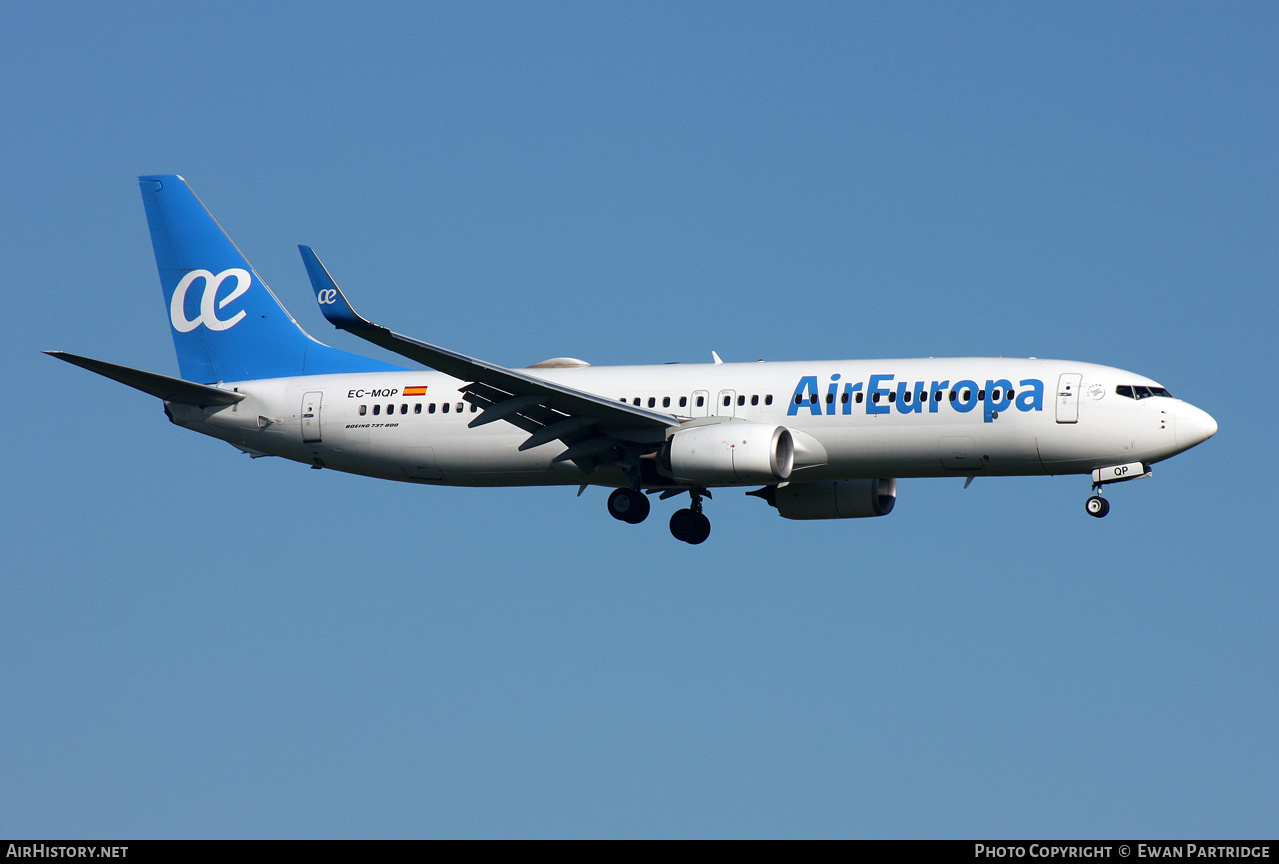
[48,176,1217,543]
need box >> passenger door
[1055,374,1082,423]
[301,391,323,442]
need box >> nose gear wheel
[1085,495,1110,518]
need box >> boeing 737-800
[48,176,1217,543]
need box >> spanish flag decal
[404,386,428,396]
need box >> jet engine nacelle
[772,478,897,520]
[664,423,795,485]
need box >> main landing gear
[606,487,711,544]
[669,490,711,545]
[607,488,650,524]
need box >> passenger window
[902,391,910,403]
[1007,390,1015,400]
[962,390,971,400]
[373,404,381,415]
[809,393,818,404]
[751,395,759,406]
[457,402,464,412]
[680,396,688,408]
[359,405,367,416]
[471,403,478,412]
[442,403,449,413]
[648,397,656,408]
[401,404,408,414]
[888,391,896,403]
[825,392,834,404]
[414,403,421,414]
[949,391,957,402]
[794,394,802,405]
[855,393,863,404]
[633,398,640,406]
[386,404,394,415]
[663,396,670,408]
[991,389,1000,401]
[696,395,705,407]
[765,395,773,405]
[737,395,745,406]
[872,393,880,403]
[978,390,985,400]
[429,403,436,414]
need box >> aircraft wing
[300,247,677,459]
[46,351,245,406]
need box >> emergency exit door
[716,389,736,418]
[691,390,710,418]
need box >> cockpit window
[1117,384,1173,400]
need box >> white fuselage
[166,357,1215,489]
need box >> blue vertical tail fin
[139,175,402,383]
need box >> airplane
[48,175,1218,544]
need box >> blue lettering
[895,381,924,414]
[788,373,1044,418]
[867,374,893,415]
[788,376,822,416]
[929,380,950,414]
[1016,378,1044,412]
[952,379,978,413]
[983,378,1014,422]
[842,381,862,415]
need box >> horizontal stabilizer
[45,351,245,406]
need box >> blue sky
[2,1,1275,838]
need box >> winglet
[299,245,374,332]
[293,247,678,432]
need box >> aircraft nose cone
[1176,403,1218,450]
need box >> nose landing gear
[1085,494,1110,518]
[1084,462,1152,518]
